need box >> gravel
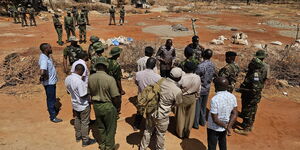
[142,25,193,37]
[206,25,239,31]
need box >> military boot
[233,128,251,135]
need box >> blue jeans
[44,85,57,120]
[193,94,209,128]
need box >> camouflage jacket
[109,8,115,15]
[63,45,83,65]
[186,43,205,61]
[218,63,240,92]
[53,16,62,27]
[27,8,35,16]
[82,8,89,16]
[77,16,86,27]
[90,55,108,73]
[120,8,125,17]
[64,16,75,28]
[179,57,200,70]
[240,58,268,95]
[108,59,122,81]
[88,41,104,59]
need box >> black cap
[225,51,237,57]
[184,61,197,72]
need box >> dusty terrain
[0,3,300,150]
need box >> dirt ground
[0,3,300,150]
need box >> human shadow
[167,116,178,137]
[126,131,156,150]
[125,114,146,131]
[180,138,207,150]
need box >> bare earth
[0,4,300,150]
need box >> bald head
[146,57,157,69]
[214,77,229,92]
[202,49,213,60]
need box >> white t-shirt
[207,91,237,132]
[137,56,158,73]
[65,73,89,111]
[71,59,89,86]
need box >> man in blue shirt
[39,43,62,123]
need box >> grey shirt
[195,60,215,95]
[156,45,176,71]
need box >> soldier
[88,36,103,59]
[72,6,79,25]
[186,36,205,61]
[109,5,116,25]
[27,4,36,26]
[11,4,20,23]
[63,36,84,74]
[218,51,240,93]
[18,4,28,27]
[53,13,64,46]
[64,11,76,42]
[82,6,90,25]
[88,59,121,150]
[234,50,268,135]
[108,47,125,114]
[179,46,200,71]
[119,6,125,25]
[78,12,87,43]
[90,46,108,74]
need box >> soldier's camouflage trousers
[240,92,261,129]
[79,25,86,42]
[13,13,20,23]
[29,15,36,26]
[55,26,63,45]
[65,27,76,41]
[21,15,27,26]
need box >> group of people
[8,3,37,27]
[133,36,268,150]
[38,33,269,150]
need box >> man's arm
[156,47,165,62]
[227,107,238,136]
[211,113,227,129]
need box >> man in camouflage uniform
[234,50,268,135]
[186,36,205,62]
[108,47,125,114]
[63,36,84,74]
[218,51,240,92]
[78,12,87,43]
[64,11,76,42]
[119,6,125,25]
[11,4,20,23]
[53,13,64,46]
[88,36,103,59]
[27,4,36,26]
[18,4,28,27]
[90,46,107,74]
[109,5,116,25]
[82,6,90,25]
[179,46,200,71]
[72,6,79,25]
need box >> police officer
[88,58,120,150]
[108,47,125,114]
[63,36,84,74]
[64,11,76,42]
[82,6,90,25]
[186,36,205,61]
[234,50,268,135]
[72,6,79,25]
[18,4,28,27]
[88,36,103,59]
[179,46,200,71]
[90,46,108,74]
[53,13,64,46]
[119,6,125,25]
[218,51,240,92]
[109,5,116,25]
[27,4,36,26]
[78,12,87,43]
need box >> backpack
[136,78,165,117]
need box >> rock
[231,28,238,31]
[254,44,268,50]
[57,9,63,13]
[283,92,288,96]
[229,6,241,9]
[150,6,168,12]
[48,8,55,14]
[270,41,283,45]
[210,39,224,45]
[90,10,100,15]
[277,79,291,88]
[171,24,188,31]
[232,32,248,45]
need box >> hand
[226,127,232,136]
[121,90,126,95]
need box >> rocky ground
[0,2,299,150]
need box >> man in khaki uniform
[88,59,120,150]
[176,62,201,139]
[139,67,183,150]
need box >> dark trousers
[74,106,91,141]
[44,85,57,120]
[160,69,171,78]
[193,94,209,128]
[207,128,227,150]
[133,112,143,129]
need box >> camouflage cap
[94,57,109,67]
[67,11,71,14]
[254,50,268,59]
[69,36,79,42]
[95,47,105,53]
[109,47,122,57]
[90,35,99,42]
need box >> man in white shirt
[133,58,161,130]
[139,67,183,150]
[207,77,238,150]
[137,46,157,72]
[71,51,89,86]
[65,64,96,147]
[176,62,201,138]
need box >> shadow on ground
[180,138,207,150]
